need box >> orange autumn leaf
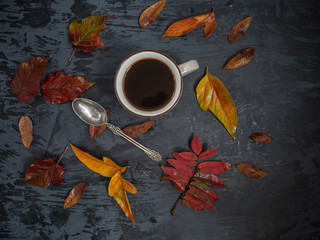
[139,0,166,28]
[109,171,138,226]
[228,16,252,42]
[223,48,255,70]
[235,162,267,178]
[19,116,33,148]
[122,121,154,138]
[64,182,87,209]
[69,142,126,177]
[196,67,237,140]
[161,7,217,38]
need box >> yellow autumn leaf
[109,171,138,226]
[69,142,126,177]
[196,67,237,140]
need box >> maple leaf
[161,135,231,215]
[109,171,138,226]
[25,147,68,188]
[41,72,95,104]
[196,67,237,140]
[68,15,109,62]
[161,7,217,38]
[11,56,48,102]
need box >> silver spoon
[72,98,162,162]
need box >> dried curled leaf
[161,7,216,38]
[69,142,126,177]
[228,16,252,42]
[139,0,166,28]
[89,109,110,139]
[122,121,154,138]
[109,171,138,226]
[11,56,48,103]
[64,182,87,209]
[196,67,237,140]
[249,132,271,143]
[223,48,255,70]
[41,72,95,104]
[235,162,267,178]
[19,116,33,148]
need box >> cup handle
[178,60,199,77]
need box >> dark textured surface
[1,0,320,239]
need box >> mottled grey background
[0,0,319,239]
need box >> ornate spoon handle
[106,123,162,162]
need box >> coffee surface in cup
[124,59,175,111]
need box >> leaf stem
[68,47,76,62]
[57,147,69,165]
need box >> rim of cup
[114,50,183,118]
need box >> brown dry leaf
[249,132,271,143]
[89,109,110,139]
[139,0,166,28]
[19,116,33,148]
[64,182,87,209]
[223,48,255,70]
[228,16,252,42]
[235,162,267,178]
[122,121,155,138]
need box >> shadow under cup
[114,50,183,118]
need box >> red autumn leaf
[228,16,252,43]
[122,121,155,138]
[64,182,87,209]
[89,109,110,139]
[182,196,205,211]
[68,15,111,62]
[197,161,232,175]
[161,165,190,182]
[172,152,198,161]
[11,56,48,102]
[191,135,202,155]
[167,159,194,177]
[160,175,186,193]
[194,172,225,188]
[184,192,216,211]
[249,132,271,143]
[161,7,217,38]
[139,0,166,28]
[41,72,95,104]
[167,158,196,167]
[198,148,219,160]
[190,182,218,202]
[25,158,65,188]
[235,162,268,179]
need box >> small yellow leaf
[109,171,137,226]
[69,142,126,177]
[196,68,237,140]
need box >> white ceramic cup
[114,50,199,118]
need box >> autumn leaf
[161,7,217,38]
[161,135,231,215]
[249,132,271,143]
[11,56,48,102]
[69,142,126,177]
[223,48,255,70]
[68,15,109,62]
[25,148,68,188]
[235,162,267,178]
[139,0,166,28]
[122,121,154,138]
[89,109,110,139]
[109,171,138,226]
[196,67,237,140]
[19,116,33,148]
[64,182,87,209]
[228,16,252,42]
[41,72,95,104]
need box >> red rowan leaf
[160,175,186,193]
[198,161,232,175]
[189,182,218,202]
[11,56,48,102]
[182,196,205,211]
[194,172,225,188]
[167,159,194,177]
[191,135,202,155]
[41,72,95,104]
[172,152,198,161]
[64,182,87,209]
[160,165,189,182]
[185,192,216,211]
[198,148,219,160]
